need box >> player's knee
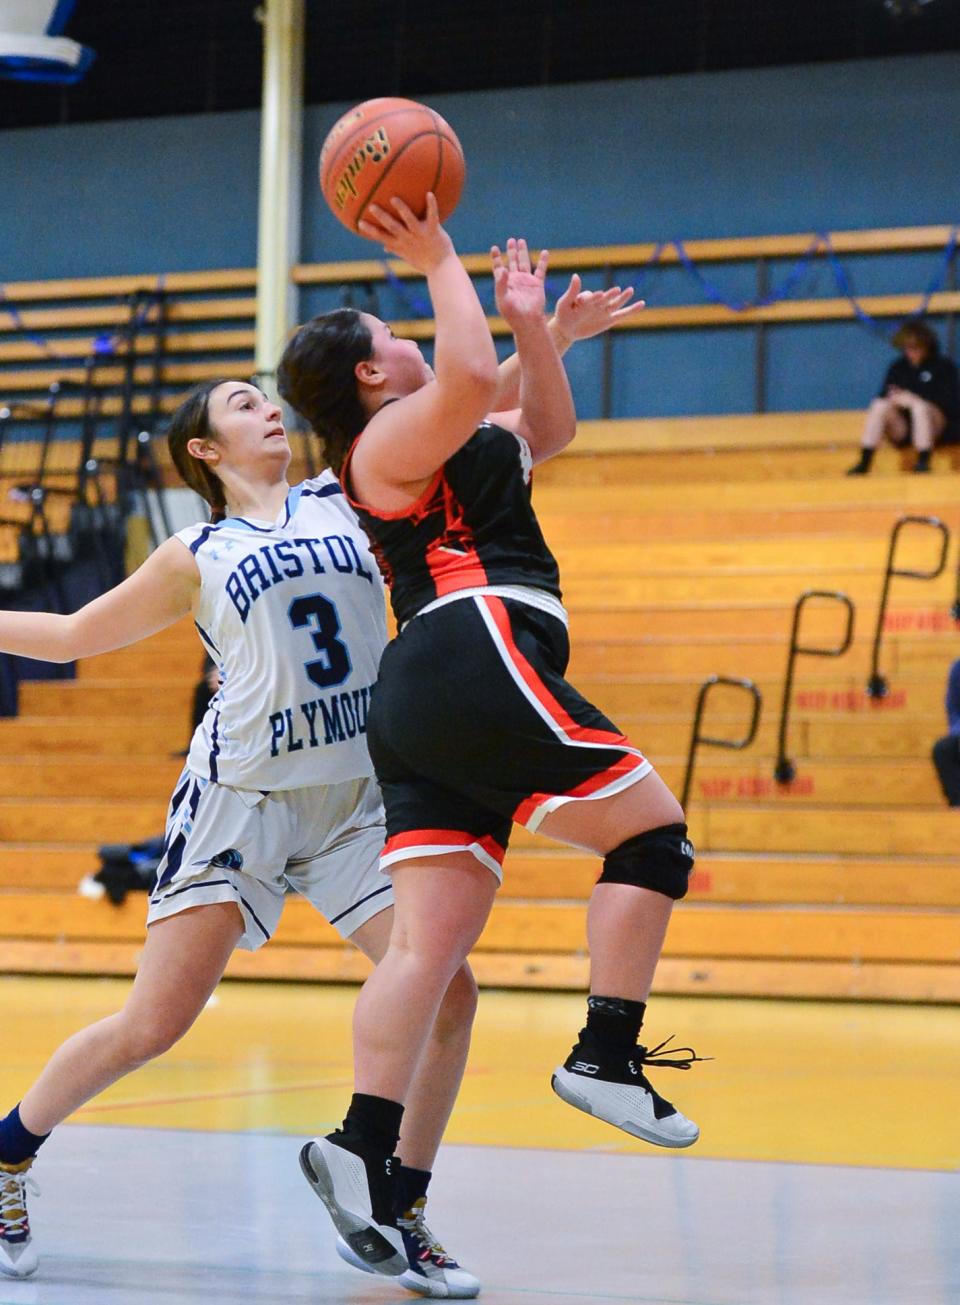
[115,1008,193,1066]
[597,822,695,900]
[390,926,471,990]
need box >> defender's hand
[492,238,548,329]
[554,273,645,343]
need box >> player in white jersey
[0,379,480,1298]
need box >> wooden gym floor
[0,976,956,1304]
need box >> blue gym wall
[3,52,959,418]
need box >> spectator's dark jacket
[880,350,960,443]
[946,658,960,735]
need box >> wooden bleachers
[3,222,958,422]
[0,409,957,1003]
[1,224,958,1001]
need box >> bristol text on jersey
[226,535,374,624]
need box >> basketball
[319,96,465,236]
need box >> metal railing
[681,675,762,810]
[774,590,855,784]
[867,515,950,698]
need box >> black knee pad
[597,823,695,900]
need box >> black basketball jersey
[342,421,562,625]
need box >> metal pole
[681,676,762,812]
[254,0,305,402]
[774,590,855,784]
[867,516,949,698]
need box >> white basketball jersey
[175,472,387,791]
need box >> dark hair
[892,320,940,356]
[277,309,373,473]
[166,379,232,522]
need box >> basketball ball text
[334,127,391,210]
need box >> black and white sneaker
[0,1158,39,1279]
[551,1034,706,1148]
[299,1136,406,1276]
[336,1195,481,1299]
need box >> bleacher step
[0,936,955,1000]
[1,892,956,969]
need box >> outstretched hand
[554,273,645,342]
[358,193,455,275]
[492,238,548,330]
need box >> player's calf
[552,824,707,1147]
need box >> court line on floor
[73,1063,494,1117]
[73,1076,356,1115]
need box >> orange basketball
[319,97,465,237]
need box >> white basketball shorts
[147,769,390,950]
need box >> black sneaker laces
[636,1034,712,1070]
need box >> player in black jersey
[279,195,706,1278]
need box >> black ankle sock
[855,448,875,471]
[335,1092,404,1157]
[0,1104,49,1166]
[914,449,931,471]
[396,1164,431,1213]
[582,995,646,1055]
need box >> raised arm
[349,194,499,505]
[0,536,199,664]
[485,238,575,462]
[489,270,645,414]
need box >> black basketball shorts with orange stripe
[368,594,652,879]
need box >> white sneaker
[551,1034,705,1148]
[336,1195,480,1299]
[299,1137,406,1276]
[0,1158,39,1279]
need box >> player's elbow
[440,362,499,426]
[521,412,576,459]
[461,358,500,404]
[51,613,86,663]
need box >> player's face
[362,315,435,393]
[901,339,928,367]
[207,383,291,471]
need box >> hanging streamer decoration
[378,228,958,342]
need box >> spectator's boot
[845,448,875,475]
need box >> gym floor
[1,976,957,1304]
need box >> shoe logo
[571,1060,599,1075]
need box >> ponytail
[277,309,373,474]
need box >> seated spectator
[931,656,960,807]
[847,321,959,475]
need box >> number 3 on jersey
[287,593,352,688]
